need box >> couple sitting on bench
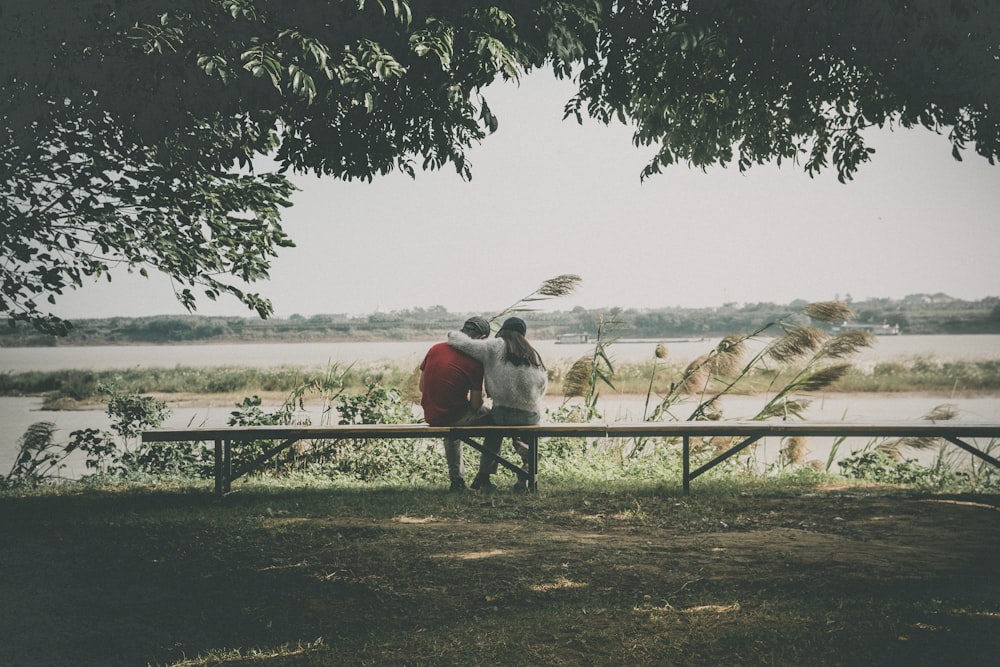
[419,316,547,492]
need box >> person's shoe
[449,478,467,492]
[470,474,497,492]
[512,464,531,493]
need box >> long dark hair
[496,329,545,369]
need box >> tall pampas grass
[877,403,958,459]
[781,436,809,465]
[681,354,711,394]
[711,334,747,377]
[642,343,669,421]
[563,356,594,400]
[821,330,877,359]
[558,314,620,420]
[756,398,812,421]
[558,299,877,472]
[664,335,747,404]
[804,301,854,324]
[795,363,853,392]
[767,327,827,363]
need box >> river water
[3,334,1000,372]
[3,335,999,476]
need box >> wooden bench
[142,421,1000,495]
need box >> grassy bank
[2,478,998,666]
[3,356,1000,408]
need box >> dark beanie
[462,316,491,337]
[499,316,527,336]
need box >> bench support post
[525,435,538,492]
[682,436,690,495]
[212,438,233,495]
[223,439,232,494]
[214,439,223,495]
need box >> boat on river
[555,333,592,344]
[831,322,901,336]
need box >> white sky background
[52,71,1000,320]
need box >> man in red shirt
[419,316,498,491]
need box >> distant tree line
[3,296,998,347]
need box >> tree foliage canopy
[576,1,1000,180]
[3,0,997,333]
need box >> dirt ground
[1,486,999,666]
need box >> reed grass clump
[803,300,855,323]
[711,334,747,377]
[681,354,711,395]
[562,356,594,399]
[821,330,877,358]
[766,326,827,363]
[781,436,809,465]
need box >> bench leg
[682,436,690,495]
[526,435,538,492]
[214,438,233,495]
[214,439,223,495]
[223,439,232,494]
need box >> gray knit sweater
[447,331,548,413]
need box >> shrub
[315,382,437,482]
[3,386,195,487]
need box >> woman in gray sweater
[447,316,547,491]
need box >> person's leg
[476,406,538,490]
[513,438,530,466]
[443,436,465,491]
[444,408,494,490]
[512,433,540,492]
[469,410,501,490]
[509,410,540,492]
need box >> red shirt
[419,342,484,425]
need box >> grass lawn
[1,480,998,666]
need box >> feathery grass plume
[694,404,723,421]
[563,356,594,399]
[537,274,582,298]
[642,344,670,421]
[883,436,939,454]
[681,354,710,394]
[781,436,809,465]
[804,301,854,324]
[756,398,812,420]
[493,274,582,322]
[710,334,746,377]
[821,330,877,358]
[711,435,737,455]
[881,403,960,456]
[796,363,852,392]
[767,326,827,363]
[924,403,959,421]
[874,440,906,460]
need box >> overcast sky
[51,70,1000,320]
